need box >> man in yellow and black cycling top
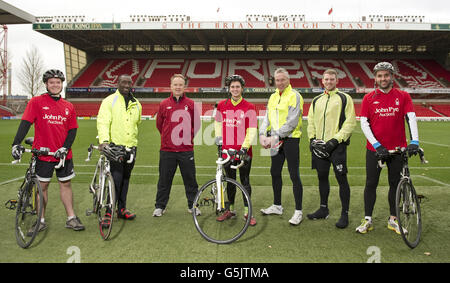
[259,68,305,226]
[97,74,142,222]
[307,68,356,229]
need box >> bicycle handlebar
[378,147,428,168]
[86,144,134,163]
[216,149,245,169]
[11,148,65,169]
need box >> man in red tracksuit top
[214,75,258,226]
[153,74,201,217]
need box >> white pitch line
[2,163,449,170]
[415,175,450,186]
[0,176,24,186]
[420,140,450,147]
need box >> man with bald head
[97,74,142,223]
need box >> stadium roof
[33,20,450,55]
[0,0,35,24]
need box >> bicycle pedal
[5,199,17,210]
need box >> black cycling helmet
[102,144,126,163]
[225,74,245,87]
[373,62,395,75]
[43,69,65,83]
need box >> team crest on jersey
[395,98,399,106]
[65,108,69,116]
[185,105,188,111]
[42,106,49,110]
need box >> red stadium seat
[72,59,111,87]
[430,105,450,117]
[394,60,443,89]
[69,58,450,91]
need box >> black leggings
[312,143,350,214]
[270,138,303,210]
[364,149,402,217]
[110,156,136,212]
[224,158,252,207]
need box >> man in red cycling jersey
[11,69,85,233]
[356,62,420,235]
[214,75,258,226]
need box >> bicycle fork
[215,162,225,213]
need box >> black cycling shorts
[311,143,348,175]
[36,158,75,182]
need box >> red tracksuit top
[156,93,200,152]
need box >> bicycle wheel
[97,172,115,240]
[193,177,252,244]
[396,178,422,249]
[15,177,44,248]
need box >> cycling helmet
[311,139,330,159]
[225,74,245,87]
[43,69,65,83]
[373,62,395,75]
[102,144,126,163]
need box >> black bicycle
[11,137,64,248]
[379,147,428,249]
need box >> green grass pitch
[0,119,449,263]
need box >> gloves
[310,139,329,159]
[325,138,339,154]
[12,144,24,160]
[407,143,419,157]
[237,148,248,158]
[309,138,315,152]
[374,143,389,160]
[238,148,252,162]
[54,147,68,159]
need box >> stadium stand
[395,59,444,89]
[71,58,450,90]
[430,104,450,117]
[71,59,110,87]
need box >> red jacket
[156,93,200,152]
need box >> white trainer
[289,210,303,225]
[152,208,166,217]
[188,208,201,216]
[260,204,283,215]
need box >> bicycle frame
[86,144,133,215]
[214,148,245,213]
[11,140,65,248]
[86,145,112,214]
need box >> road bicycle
[85,144,134,240]
[11,137,64,248]
[192,147,252,244]
[379,147,428,249]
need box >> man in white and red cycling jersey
[356,62,420,235]
[11,69,85,233]
[214,74,258,226]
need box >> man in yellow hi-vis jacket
[307,68,356,229]
[259,68,305,226]
[97,74,142,221]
